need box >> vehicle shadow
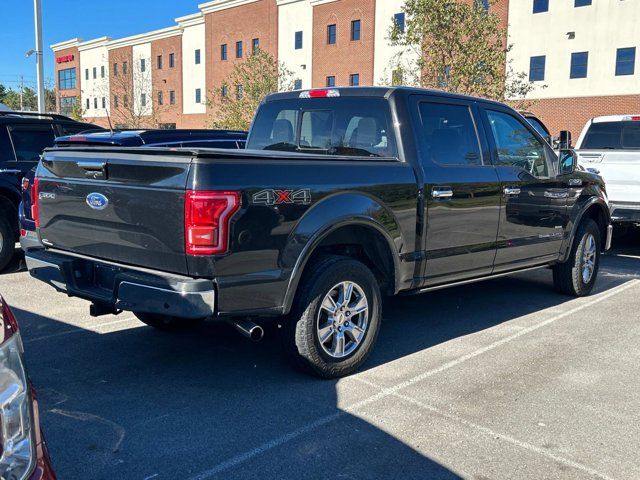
[0,249,26,275]
[11,255,640,479]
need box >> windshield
[581,121,640,149]
[247,97,398,158]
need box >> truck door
[479,107,567,270]
[412,97,501,286]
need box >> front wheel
[279,256,382,378]
[134,313,205,332]
[553,219,601,296]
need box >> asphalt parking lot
[1,232,639,480]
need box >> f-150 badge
[252,189,311,206]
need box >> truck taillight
[299,89,340,98]
[31,178,39,228]
[185,191,240,255]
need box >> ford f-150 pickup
[25,87,612,378]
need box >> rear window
[0,126,16,162]
[8,125,56,161]
[581,121,640,149]
[247,97,397,158]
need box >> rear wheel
[134,313,205,332]
[279,255,381,378]
[0,215,15,272]
[553,219,601,296]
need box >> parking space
[1,235,639,480]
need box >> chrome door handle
[432,187,453,199]
[504,187,521,196]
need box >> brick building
[51,0,640,136]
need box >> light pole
[33,0,45,113]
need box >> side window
[58,123,94,136]
[486,110,549,177]
[8,125,56,162]
[419,102,482,166]
[0,126,16,162]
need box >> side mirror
[558,149,577,175]
[558,130,572,150]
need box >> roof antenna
[104,109,114,135]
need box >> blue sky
[0,0,198,90]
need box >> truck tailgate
[37,149,192,274]
[578,150,640,204]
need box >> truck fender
[280,192,405,315]
[559,196,610,263]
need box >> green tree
[208,49,293,131]
[389,0,538,106]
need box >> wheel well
[583,204,608,250]
[305,225,396,295]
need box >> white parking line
[24,316,139,344]
[188,279,639,480]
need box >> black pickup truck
[25,87,612,378]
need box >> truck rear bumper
[25,249,215,319]
[610,202,640,224]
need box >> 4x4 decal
[252,189,311,206]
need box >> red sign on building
[56,54,74,64]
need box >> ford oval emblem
[86,192,109,210]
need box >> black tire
[279,255,382,378]
[553,218,601,297]
[0,215,15,272]
[134,313,205,332]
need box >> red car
[0,296,56,479]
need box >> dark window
[141,93,147,107]
[476,0,490,11]
[486,110,549,177]
[326,76,336,87]
[169,91,176,105]
[295,31,303,50]
[236,84,244,100]
[616,47,635,76]
[529,55,546,81]
[195,88,201,104]
[582,121,640,149]
[575,0,591,6]
[124,95,129,108]
[113,63,119,76]
[7,126,55,161]
[157,55,163,69]
[85,68,89,80]
[92,67,97,79]
[394,13,405,33]
[236,41,243,58]
[327,24,336,44]
[351,20,361,41]
[294,79,302,90]
[252,38,259,54]
[392,69,404,85]
[114,95,119,108]
[158,91,163,105]
[247,97,397,158]
[140,58,146,72]
[93,98,97,109]
[59,96,76,116]
[221,85,228,97]
[86,98,89,109]
[169,53,175,68]
[0,127,14,161]
[57,68,76,90]
[123,62,128,75]
[525,116,549,138]
[158,123,177,130]
[349,73,360,86]
[418,102,482,166]
[101,65,105,78]
[101,97,106,109]
[221,44,228,60]
[533,0,548,13]
[570,51,588,79]
[195,49,201,64]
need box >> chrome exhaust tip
[230,318,264,342]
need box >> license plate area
[70,259,122,301]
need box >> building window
[159,123,176,130]
[351,20,361,41]
[236,41,243,58]
[92,67,97,79]
[616,47,636,76]
[221,44,228,60]
[394,13,405,33]
[123,62,128,75]
[236,84,244,100]
[529,55,546,81]
[295,31,303,50]
[140,58,146,72]
[392,69,404,85]
[59,96,75,116]
[252,38,259,54]
[349,73,360,86]
[326,76,336,87]
[124,95,129,108]
[94,98,98,109]
[327,24,336,45]
[169,53,175,68]
[169,90,176,105]
[294,79,302,90]
[575,0,591,6]
[221,85,228,98]
[195,88,202,104]
[101,66,105,78]
[532,0,548,13]
[86,98,90,109]
[195,49,201,65]
[157,55,163,69]
[101,97,105,109]
[158,91,163,105]
[570,51,588,79]
[57,68,76,90]
[113,63,119,76]
[114,95,119,108]
[85,69,89,80]
[141,93,147,107]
